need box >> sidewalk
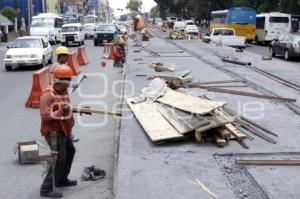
[114,33,300,199]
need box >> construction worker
[39,65,77,198]
[133,12,146,46]
[50,46,70,73]
[113,35,126,67]
[51,46,79,142]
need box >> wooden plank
[195,115,232,133]
[213,133,227,148]
[155,103,210,134]
[236,159,300,166]
[195,131,204,143]
[127,98,184,142]
[157,88,226,115]
[216,127,231,139]
[72,107,122,117]
[224,123,247,141]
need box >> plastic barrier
[25,67,50,108]
[77,46,89,65]
[67,52,80,75]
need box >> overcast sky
[109,0,157,16]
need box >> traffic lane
[0,39,122,198]
[246,43,270,56]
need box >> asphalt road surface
[0,39,122,199]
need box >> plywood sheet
[127,98,184,142]
[157,88,226,115]
[155,103,210,134]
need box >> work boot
[56,179,77,187]
[40,190,63,198]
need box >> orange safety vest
[135,15,146,30]
[40,85,74,136]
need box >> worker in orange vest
[39,65,76,198]
[134,12,145,46]
[50,46,79,142]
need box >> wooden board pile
[169,30,189,40]
[127,85,277,148]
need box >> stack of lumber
[127,83,278,148]
[169,30,189,40]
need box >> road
[0,40,122,199]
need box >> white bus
[30,13,63,44]
[83,15,98,27]
[256,12,291,43]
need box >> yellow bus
[210,7,256,42]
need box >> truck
[203,28,246,49]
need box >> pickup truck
[203,28,246,49]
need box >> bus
[291,15,300,32]
[256,12,291,43]
[83,15,98,27]
[30,13,63,44]
[210,7,256,42]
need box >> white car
[60,23,85,46]
[4,36,53,71]
[184,25,199,34]
[203,28,246,49]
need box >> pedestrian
[133,12,145,46]
[51,46,79,142]
[39,65,77,198]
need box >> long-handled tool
[72,106,122,117]
[71,75,88,93]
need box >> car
[203,28,246,49]
[93,24,119,46]
[269,33,300,60]
[4,36,53,71]
[60,23,85,46]
[184,24,199,34]
[83,25,95,39]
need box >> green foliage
[126,0,142,11]
[0,6,17,22]
[119,14,128,21]
[153,0,300,20]
[150,5,160,18]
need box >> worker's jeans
[40,132,75,192]
[135,30,142,46]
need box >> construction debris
[149,62,176,72]
[127,79,278,147]
[142,29,153,41]
[169,30,189,40]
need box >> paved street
[115,27,300,199]
[0,40,122,199]
[0,26,300,199]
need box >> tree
[150,5,160,18]
[0,7,17,23]
[119,14,128,21]
[126,0,142,11]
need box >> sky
[109,0,157,16]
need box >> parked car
[60,23,85,46]
[203,28,246,49]
[173,21,185,31]
[270,33,300,60]
[4,36,53,71]
[83,25,95,39]
[184,24,199,34]
[93,24,119,46]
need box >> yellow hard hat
[55,46,69,55]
